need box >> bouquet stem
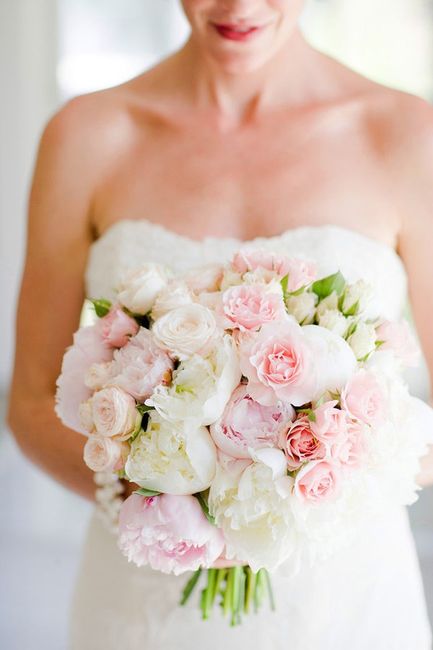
[180,566,275,625]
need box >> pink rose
[55,325,113,434]
[331,420,368,467]
[310,401,348,443]
[118,493,225,575]
[97,305,139,348]
[221,284,286,332]
[111,327,173,402]
[232,248,291,276]
[375,320,420,367]
[341,370,387,427]
[283,416,326,470]
[90,386,140,440]
[83,436,128,472]
[210,383,294,458]
[239,320,316,407]
[294,460,341,503]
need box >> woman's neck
[174,29,325,128]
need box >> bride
[7,1,433,648]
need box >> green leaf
[91,298,112,318]
[280,274,289,294]
[194,491,216,525]
[345,320,358,339]
[312,271,346,299]
[296,408,316,422]
[137,403,153,416]
[341,298,360,317]
[134,487,161,497]
[180,568,202,606]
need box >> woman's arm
[393,95,433,487]
[7,97,106,500]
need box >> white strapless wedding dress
[69,220,432,650]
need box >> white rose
[150,280,194,321]
[341,280,372,316]
[285,292,317,324]
[91,386,141,440]
[152,303,219,360]
[315,292,339,319]
[117,264,171,315]
[318,309,349,337]
[347,322,377,360]
[303,324,357,399]
[181,264,223,293]
[209,448,296,573]
[84,436,126,472]
[146,335,241,426]
[125,411,217,494]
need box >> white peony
[146,335,241,426]
[152,303,219,360]
[302,324,357,400]
[125,411,217,494]
[150,280,194,321]
[317,309,349,337]
[209,448,296,573]
[347,322,377,360]
[285,292,317,324]
[117,264,171,315]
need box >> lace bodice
[85,219,408,321]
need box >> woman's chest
[92,107,398,246]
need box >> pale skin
[7,0,433,568]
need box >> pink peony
[310,401,348,443]
[232,249,316,291]
[294,460,341,503]
[118,493,225,575]
[83,435,128,472]
[284,258,317,292]
[232,248,291,276]
[221,284,286,332]
[97,305,139,348]
[210,383,294,458]
[239,320,316,407]
[375,320,420,367]
[283,415,326,470]
[55,325,113,434]
[331,420,368,467]
[111,327,173,402]
[341,370,387,427]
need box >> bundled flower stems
[56,247,432,625]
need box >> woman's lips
[212,23,264,42]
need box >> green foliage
[312,271,346,299]
[91,298,112,317]
[133,487,161,497]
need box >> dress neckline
[91,217,406,274]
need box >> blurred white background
[1,1,433,648]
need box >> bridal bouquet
[55,247,431,625]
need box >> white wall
[1,0,59,390]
